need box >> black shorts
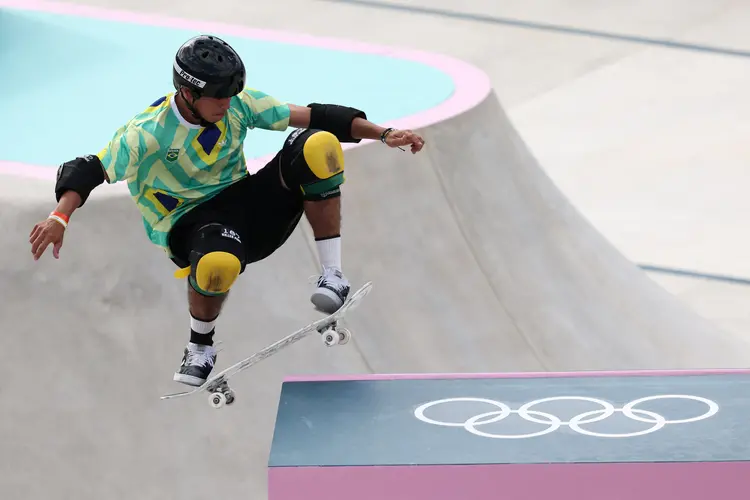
[167,149,304,270]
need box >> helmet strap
[178,88,214,127]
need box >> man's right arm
[53,155,108,220]
[30,153,112,261]
[53,123,143,219]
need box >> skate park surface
[3,0,750,499]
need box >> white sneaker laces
[187,346,216,367]
[308,267,347,291]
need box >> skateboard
[160,280,373,408]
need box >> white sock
[191,315,216,334]
[316,236,341,270]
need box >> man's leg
[171,221,246,386]
[304,196,342,267]
[278,129,349,312]
[186,279,228,346]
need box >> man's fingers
[34,238,50,259]
[33,240,49,260]
[401,132,424,152]
[404,133,423,146]
[30,220,66,261]
[393,132,417,145]
[53,240,62,259]
[387,130,425,153]
[30,231,43,254]
[31,233,51,260]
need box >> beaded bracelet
[380,127,395,143]
[380,127,405,151]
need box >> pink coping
[268,462,750,500]
[282,368,750,382]
[0,0,492,180]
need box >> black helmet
[173,35,245,99]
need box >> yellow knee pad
[300,131,345,200]
[303,131,345,180]
[191,251,241,296]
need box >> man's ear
[178,87,194,104]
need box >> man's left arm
[288,103,425,154]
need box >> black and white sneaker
[173,342,217,386]
[310,266,350,314]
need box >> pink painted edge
[282,368,750,382]
[268,462,750,500]
[0,162,57,181]
[0,0,491,180]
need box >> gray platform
[269,372,750,467]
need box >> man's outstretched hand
[29,218,66,260]
[384,129,425,154]
[30,191,81,261]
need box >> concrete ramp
[337,88,750,372]
[2,86,750,499]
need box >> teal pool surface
[0,8,455,167]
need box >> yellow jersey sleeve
[236,88,291,131]
[96,123,146,183]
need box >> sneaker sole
[311,288,344,314]
[173,373,208,386]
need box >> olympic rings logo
[413,395,719,439]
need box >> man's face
[193,95,232,122]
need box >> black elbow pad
[307,103,367,143]
[55,154,106,207]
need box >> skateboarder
[28,34,425,387]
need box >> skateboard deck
[160,280,372,408]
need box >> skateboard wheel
[209,392,227,408]
[322,328,339,347]
[338,328,351,345]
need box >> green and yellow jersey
[97,88,290,252]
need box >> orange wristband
[48,211,69,228]
[50,211,70,223]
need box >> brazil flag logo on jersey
[166,148,180,162]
